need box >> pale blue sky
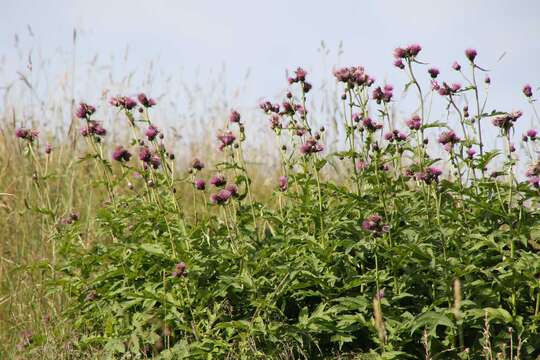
[2,1,540,134]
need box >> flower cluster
[112,146,132,162]
[362,117,383,132]
[362,213,389,236]
[110,96,137,110]
[437,82,462,96]
[384,130,407,142]
[405,115,422,130]
[75,102,96,119]
[15,128,39,142]
[415,167,443,184]
[288,67,308,84]
[438,130,461,151]
[80,120,107,137]
[172,262,187,278]
[372,84,393,104]
[217,131,236,151]
[145,125,160,141]
[333,66,374,87]
[492,111,523,132]
[138,146,161,169]
[299,138,324,155]
[137,93,157,108]
[393,44,422,67]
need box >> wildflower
[393,44,422,59]
[362,117,383,132]
[269,114,281,130]
[217,131,236,151]
[394,59,405,69]
[527,129,538,140]
[362,213,389,235]
[523,84,533,98]
[229,109,241,123]
[333,66,372,87]
[172,262,187,277]
[225,184,238,197]
[438,82,461,96]
[112,146,132,162]
[295,67,307,82]
[438,130,461,151]
[485,76,491,84]
[210,189,232,204]
[465,48,477,62]
[416,166,443,184]
[492,111,522,132]
[194,179,206,190]
[80,120,106,137]
[372,85,393,104]
[428,68,440,78]
[210,174,226,187]
[405,115,422,130]
[44,143,52,154]
[15,128,38,142]
[75,102,96,119]
[452,61,461,71]
[278,176,288,192]
[110,96,137,110]
[529,176,540,188]
[138,146,160,168]
[302,81,312,93]
[466,147,476,158]
[145,125,159,141]
[259,101,280,113]
[137,93,157,107]
[191,158,204,171]
[299,138,324,155]
[355,160,368,171]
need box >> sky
[1,0,540,133]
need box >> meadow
[2,43,540,359]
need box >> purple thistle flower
[191,158,204,171]
[172,262,187,277]
[393,47,407,59]
[428,68,440,79]
[210,189,232,204]
[137,93,157,108]
[452,61,461,71]
[15,128,38,142]
[438,130,461,150]
[110,96,137,110]
[80,120,106,138]
[210,174,227,187]
[145,125,159,141]
[416,167,443,184]
[362,213,389,236]
[112,146,132,162]
[229,109,241,123]
[217,131,236,151]
[407,44,422,56]
[139,146,152,162]
[278,175,288,192]
[194,179,206,190]
[299,138,324,155]
[492,111,523,132]
[466,147,476,158]
[529,176,540,188]
[523,84,533,98]
[149,155,161,169]
[485,76,491,84]
[465,48,477,62]
[302,81,312,93]
[526,129,538,140]
[225,184,238,197]
[269,114,281,130]
[75,102,96,119]
[362,117,383,132]
[44,143,52,154]
[295,67,307,82]
[394,59,405,69]
[405,115,422,130]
